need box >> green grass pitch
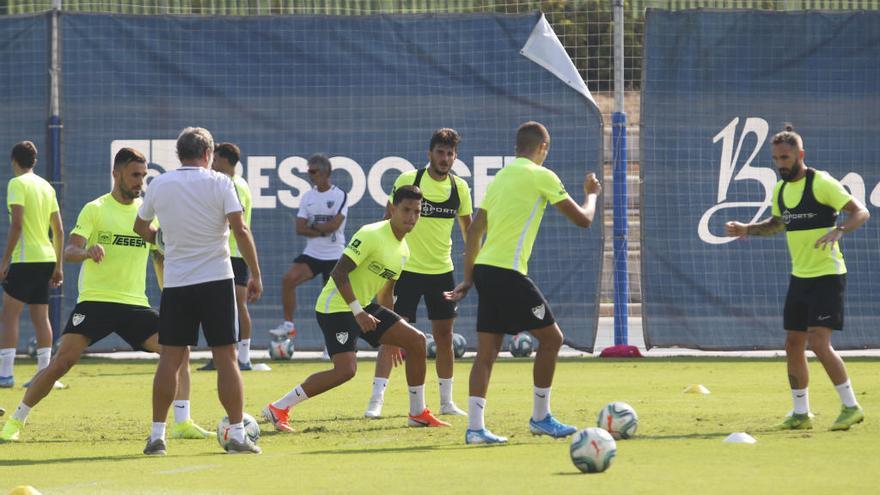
[1,357,878,494]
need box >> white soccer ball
[217,412,260,450]
[508,332,534,357]
[426,335,436,359]
[597,401,639,440]
[26,337,39,358]
[452,333,466,358]
[570,427,617,473]
[268,338,295,360]
[154,228,165,255]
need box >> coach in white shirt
[134,127,263,455]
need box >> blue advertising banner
[641,10,880,349]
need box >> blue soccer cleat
[529,414,577,438]
[0,376,13,388]
[465,428,508,445]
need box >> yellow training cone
[9,486,43,495]
[683,384,711,394]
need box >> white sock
[468,396,486,431]
[228,422,246,443]
[273,384,308,410]
[791,388,810,414]
[0,348,15,377]
[370,377,388,401]
[172,400,190,423]
[835,379,858,408]
[408,385,426,416]
[36,347,51,371]
[439,377,454,405]
[150,422,166,442]
[533,386,551,421]
[12,402,31,423]
[237,339,251,364]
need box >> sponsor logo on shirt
[781,210,817,225]
[368,261,398,280]
[112,234,147,248]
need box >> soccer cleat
[0,418,24,442]
[407,408,451,427]
[225,437,262,454]
[439,402,467,416]
[171,419,216,439]
[775,413,813,430]
[22,379,66,389]
[465,428,508,445]
[831,405,865,431]
[0,376,14,388]
[197,360,216,371]
[262,403,294,433]
[238,361,253,371]
[268,322,296,340]
[529,414,577,438]
[143,437,167,455]
[364,398,384,418]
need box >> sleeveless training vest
[413,168,460,219]
[778,168,838,232]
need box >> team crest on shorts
[531,304,545,320]
[72,313,86,326]
[336,332,349,345]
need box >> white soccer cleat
[364,398,384,418]
[439,402,467,416]
[268,321,296,340]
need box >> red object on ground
[598,345,644,358]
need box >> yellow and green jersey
[475,157,570,275]
[771,169,852,278]
[6,172,59,263]
[316,220,409,313]
[229,175,252,258]
[71,193,152,307]
[391,168,471,274]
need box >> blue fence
[1,12,604,352]
[641,10,880,349]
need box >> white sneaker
[268,321,295,340]
[53,380,67,390]
[364,398,384,418]
[439,402,467,416]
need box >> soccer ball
[425,335,436,359]
[452,333,466,358]
[217,412,260,450]
[154,228,165,255]
[508,333,534,357]
[268,338,295,360]
[26,337,58,358]
[570,427,617,473]
[596,401,639,439]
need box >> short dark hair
[11,141,37,169]
[771,123,803,150]
[429,128,461,151]
[307,153,332,174]
[214,142,240,165]
[515,121,550,155]
[113,147,147,170]
[176,127,214,162]
[392,184,423,205]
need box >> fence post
[612,0,629,346]
[47,0,64,340]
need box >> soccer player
[0,141,64,389]
[199,142,254,371]
[725,125,869,431]
[134,127,263,455]
[262,185,450,432]
[268,154,347,341]
[447,121,602,444]
[0,148,212,442]
[364,128,471,418]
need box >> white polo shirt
[297,185,348,261]
[138,166,242,288]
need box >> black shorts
[473,264,555,335]
[393,271,458,323]
[315,304,401,356]
[784,274,845,331]
[159,278,238,347]
[231,257,249,287]
[2,262,54,305]
[294,254,337,284]
[63,301,158,352]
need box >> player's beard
[120,184,141,200]
[780,160,803,182]
[430,161,450,178]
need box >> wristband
[835,225,846,233]
[349,300,365,315]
